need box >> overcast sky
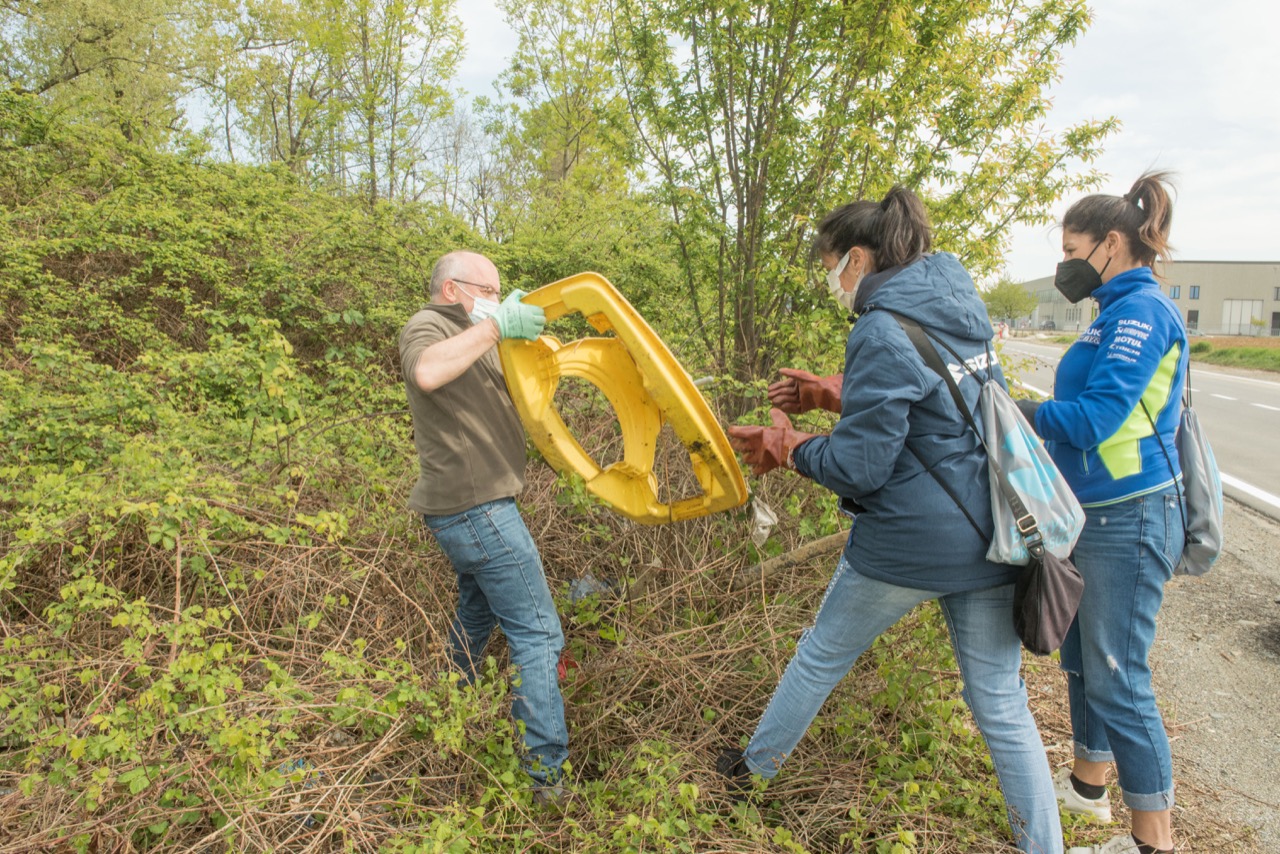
[1003,0,1280,282]
[454,1,1280,284]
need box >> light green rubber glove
[492,289,546,340]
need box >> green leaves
[1,0,202,145]
[982,277,1041,324]
[612,0,1113,380]
[0,37,1121,850]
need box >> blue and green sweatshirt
[1034,266,1188,506]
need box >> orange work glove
[727,408,819,477]
[767,369,843,414]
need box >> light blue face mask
[826,249,860,311]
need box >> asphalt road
[1000,336,1280,520]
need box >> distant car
[1039,320,1056,330]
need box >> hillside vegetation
[0,0,1128,846]
[0,92,1037,853]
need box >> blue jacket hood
[856,253,995,343]
[791,253,1017,593]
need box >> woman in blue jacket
[1020,173,1185,854]
[722,186,1062,854]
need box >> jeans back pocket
[426,513,491,571]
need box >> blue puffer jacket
[792,253,1020,593]
[1034,266,1187,506]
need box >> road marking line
[1221,473,1280,512]
[1009,343,1280,390]
[1210,394,1237,401]
[1194,369,1280,390]
[1252,403,1280,412]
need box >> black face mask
[1054,240,1111,304]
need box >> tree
[495,0,638,191]
[469,0,681,321]
[1,0,220,145]
[461,0,645,242]
[211,0,348,175]
[421,108,505,233]
[202,0,462,201]
[982,277,1040,324]
[610,0,1116,383]
[340,0,462,204]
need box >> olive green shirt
[399,303,527,516]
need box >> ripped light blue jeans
[424,498,568,783]
[744,558,1062,854]
[1060,485,1183,812]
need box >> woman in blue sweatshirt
[1021,172,1186,854]
[721,186,1061,854]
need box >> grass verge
[1190,338,1280,372]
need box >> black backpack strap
[903,444,986,542]
[891,313,986,542]
[893,314,984,440]
[890,311,1045,557]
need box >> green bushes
[2,576,528,850]
[2,94,1035,852]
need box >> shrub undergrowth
[2,92,1032,852]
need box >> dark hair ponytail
[1063,170,1175,267]
[812,185,932,270]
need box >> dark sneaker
[715,747,752,798]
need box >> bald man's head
[429,251,498,301]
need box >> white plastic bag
[980,384,1085,566]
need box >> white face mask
[468,296,499,324]
[826,250,860,311]
[457,281,500,324]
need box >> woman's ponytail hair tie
[1064,170,1174,267]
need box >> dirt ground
[1151,500,1280,851]
[1028,499,1280,853]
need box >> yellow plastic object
[500,272,747,525]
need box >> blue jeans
[424,498,568,783]
[1060,486,1182,812]
[744,558,1062,854]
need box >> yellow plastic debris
[500,272,747,525]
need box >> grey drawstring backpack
[1142,367,1224,576]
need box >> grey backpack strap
[1139,398,1190,541]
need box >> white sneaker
[1054,766,1113,822]
[1067,834,1146,854]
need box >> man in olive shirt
[399,250,567,794]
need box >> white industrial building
[1018,261,1280,335]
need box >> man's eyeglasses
[453,279,501,300]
